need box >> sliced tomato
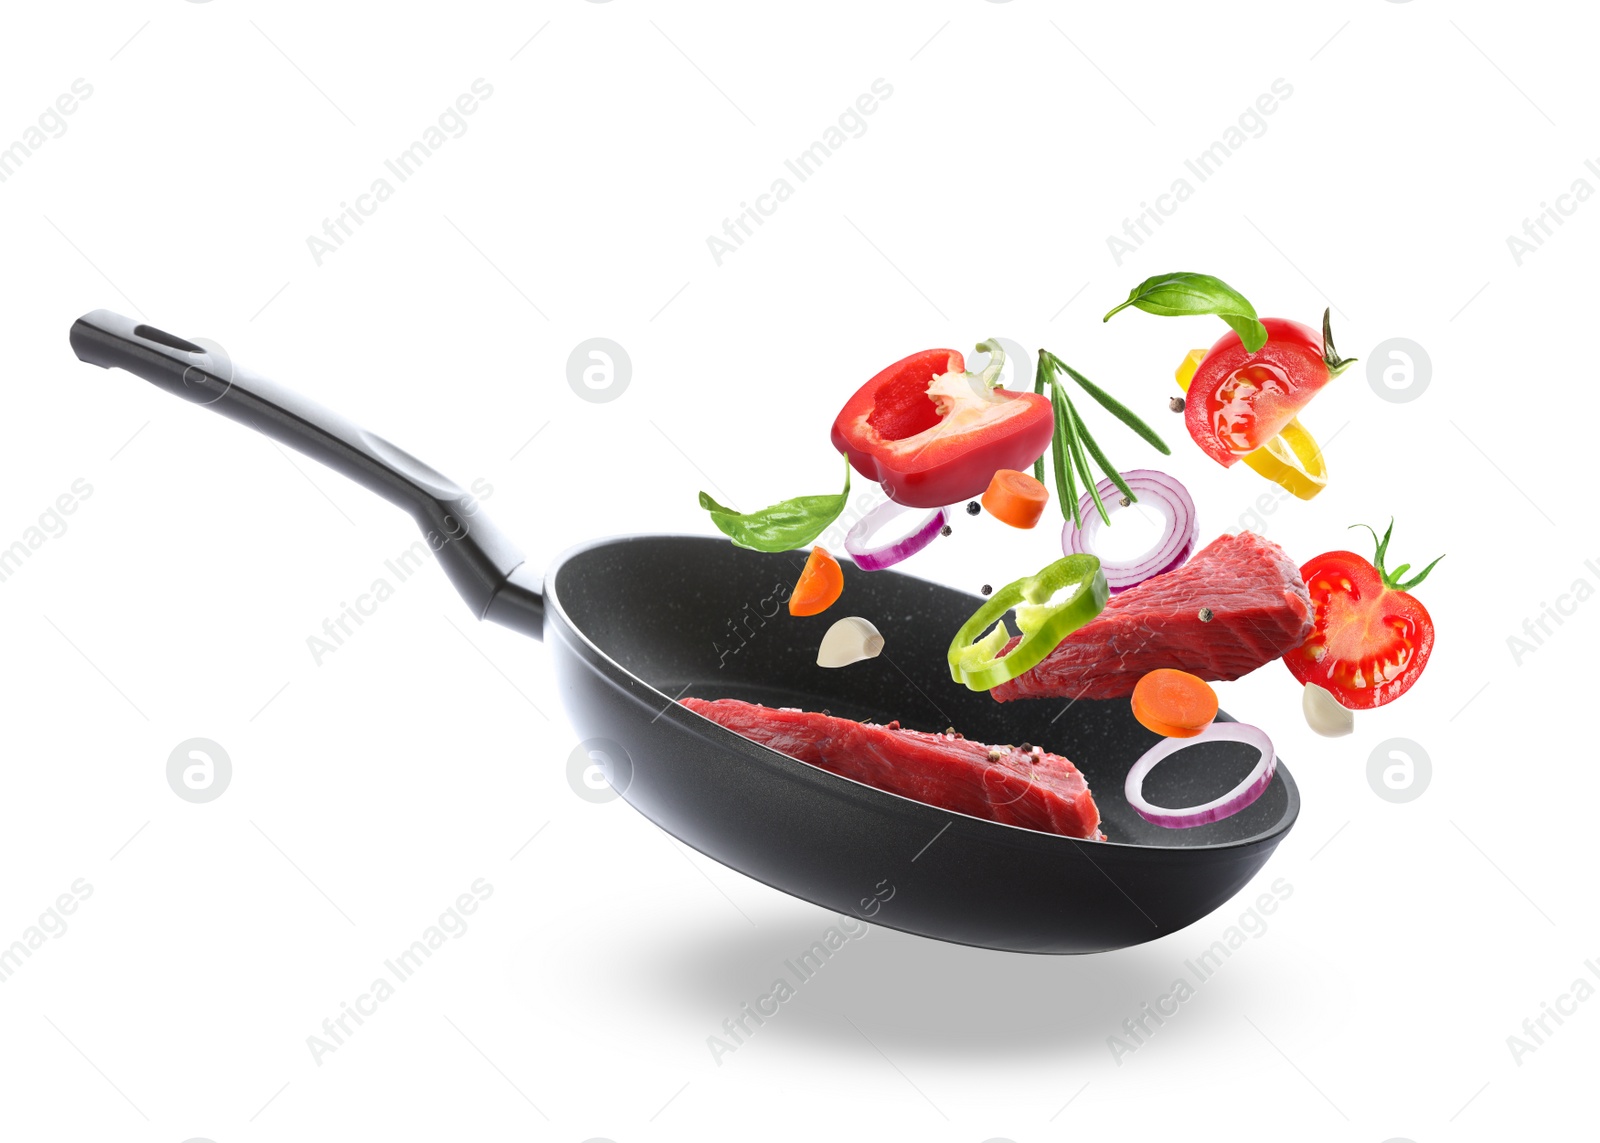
[1186,314,1351,468]
[1284,526,1441,709]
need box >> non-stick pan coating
[546,534,1298,953]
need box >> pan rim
[542,531,1301,855]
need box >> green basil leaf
[1103,272,1269,353]
[699,456,851,552]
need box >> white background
[0,2,1592,1140]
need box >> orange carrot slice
[789,546,845,616]
[1131,669,1219,738]
[981,469,1049,529]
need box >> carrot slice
[789,546,845,616]
[1130,669,1219,738]
[981,469,1049,529]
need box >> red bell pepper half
[830,344,1054,508]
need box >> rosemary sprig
[1033,352,1049,485]
[1049,380,1079,528]
[1070,391,1138,507]
[1044,352,1171,456]
[1061,388,1107,524]
[1037,350,1169,525]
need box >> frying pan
[69,310,1298,954]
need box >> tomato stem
[1350,518,1444,591]
[1321,308,1356,377]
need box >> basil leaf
[1103,272,1269,353]
[699,456,851,552]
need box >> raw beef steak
[680,698,1102,839]
[991,531,1313,703]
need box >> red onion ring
[1063,469,1197,593]
[1125,721,1276,828]
[845,498,947,570]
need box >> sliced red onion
[1125,722,1276,829]
[1063,468,1197,593]
[845,498,947,570]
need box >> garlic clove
[1302,682,1354,738]
[816,616,885,668]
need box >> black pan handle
[69,309,545,639]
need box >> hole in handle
[134,324,206,354]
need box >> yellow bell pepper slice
[1174,349,1328,501]
[1174,348,1206,390]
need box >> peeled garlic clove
[1302,683,1354,738]
[816,616,884,668]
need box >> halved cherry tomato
[1176,348,1328,500]
[789,546,845,616]
[1186,312,1352,468]
[1284,521,1442,710]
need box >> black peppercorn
[966,501,981,515]
[940,524,952,537]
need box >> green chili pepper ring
[947,554,1109,692]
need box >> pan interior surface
[547,535,1296,850]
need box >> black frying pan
[69,310,1298,954]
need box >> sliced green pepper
[947,554,1109,692]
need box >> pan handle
[68,309,545,640]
